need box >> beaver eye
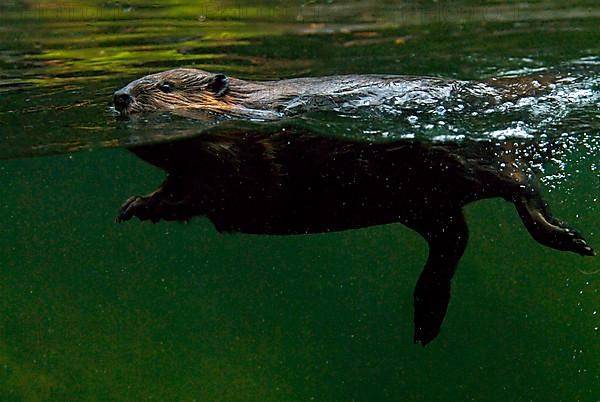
[158,81,175,93]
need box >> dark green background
[0,1,598,400]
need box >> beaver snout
[113,89,133,112]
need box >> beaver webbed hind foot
[515,195,595,256]
[410,211,469,346]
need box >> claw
[116,195,147,223]
[567,234,595,257]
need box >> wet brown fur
[113,70,594,345]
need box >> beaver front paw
[116,195,162,223]
[116,191,195,223]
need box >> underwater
[0,0,598,400]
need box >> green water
[1,1,599,400]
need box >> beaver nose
[113,90,133,111]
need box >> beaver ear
[207,73,229,97]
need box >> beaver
[113,69,595,345]
[112,68,555,119]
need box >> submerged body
[113,69,594,345]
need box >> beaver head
[113,68,231,115]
